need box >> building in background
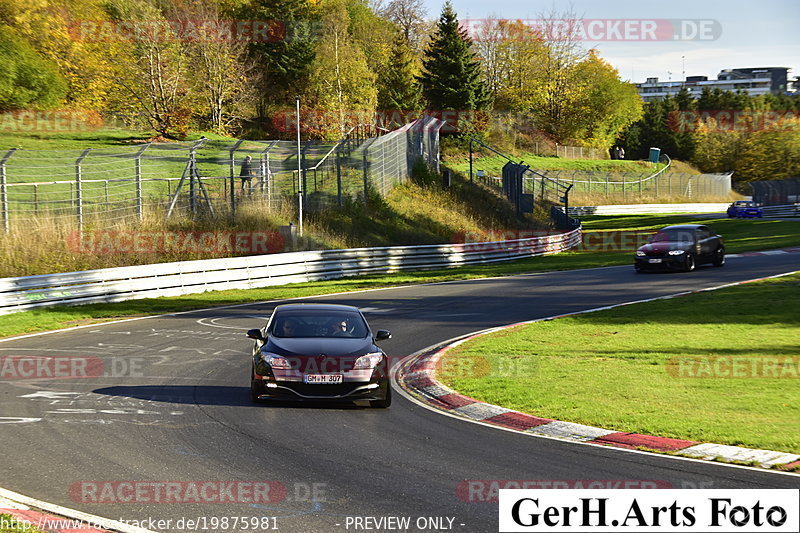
[636,67,793,102]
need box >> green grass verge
[439,273,800,454]
[446,151,664,175]
[0,129,223,150]
[581,215,800,253]
[1,214,798,339]
[0,514,44,533]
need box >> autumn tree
[306,0,377,138]
[569,50,642,147]
[0,25,66,110]
[0,0,120,111]
[165,0,257,135]
[381,0,427,50]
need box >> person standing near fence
[240,155,255,194]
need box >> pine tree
[418,1,488,130]
[377,32,421,122]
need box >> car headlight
[260,351,292,369]
[668,250,685,255]
[354,352,384,369]
[635,250,646,256]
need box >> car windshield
[269,311,369,339]
[734,201,752,207]
[651,230,695,243]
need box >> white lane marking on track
[0,417,41,424]
[19,391,82,400]
[358,307,396,313]
[196,315,268,329]
[0,347,108,352]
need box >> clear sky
[422,0,800,84]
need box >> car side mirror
[246,329,265,341]
[375,330,392,341]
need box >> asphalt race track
[1,253,799,532]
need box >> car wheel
[370,383,392,408]
[684,253,696,272]
[713,247,725,267]
[250,368,264,403]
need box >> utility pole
[296,96,304,237]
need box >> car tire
[370,384,392,408]
[713,247,725,267]
[684,253,696,272]
[250,368,264,403]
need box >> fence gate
[502,162,533,215]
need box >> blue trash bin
[649,147,661,163]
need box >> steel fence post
[75,148,90,232]
[135,143,150,222]
[1,148,16,233]
[229,140,243,219]
[189,150,196,215]
[336,145,343,207]
[363,146,369,203]
[622,173,626,201]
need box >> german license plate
[304,374,343,384]
[649,258,662,264]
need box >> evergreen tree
[377,32,421,122]
[244,0,318,111]
[418,1,488,131]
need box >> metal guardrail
[761,204,800,217]
[0,228,581,315]
[568,203,730,216]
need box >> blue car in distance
[727,201,763,218]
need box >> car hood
[265,337,377,357]
[638,242,692,254]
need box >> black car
[247,303,393,407]
[634,224,725,272]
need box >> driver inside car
[329,318,349,336]
[279,319,298,337]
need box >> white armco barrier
[0,229,581,315]
[568,203,730,216]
